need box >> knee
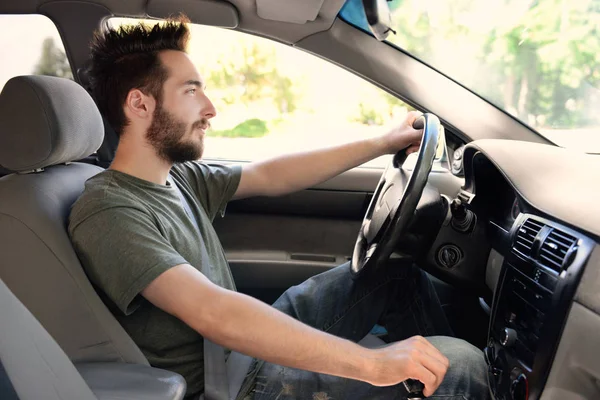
[427,336,490,399]
[430,336,485,370]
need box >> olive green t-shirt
[68,161,242,399]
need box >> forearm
[196,286,374,382]
[247,136,388,197]
[234,112,424,199]
[143,265,449,394]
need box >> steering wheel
[351,113,441,278]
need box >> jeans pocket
[427,396,467,400]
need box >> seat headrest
[0,75,104,172]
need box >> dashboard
[491,191,520,232]
[436,139,600,400]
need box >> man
[69,17,489,400]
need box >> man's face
[146,50,216,164]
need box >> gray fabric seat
[0,75,186,399]
[0,75,387,400]
[0,75,145,365]
[0,277,97,400]
[0,277,187,400]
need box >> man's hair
[88,16,191,136]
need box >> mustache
[192,119,210,131]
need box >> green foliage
[273,75,297,114]
[351,93,415,126]
[386,0,600,130]
[383,92,415,116]
[33,37,73,80]
[354,103,385,125]
[207,43,299,114]
[208,118,269,138]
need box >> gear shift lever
[403,379,426,399]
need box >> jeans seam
[412,293,433,336]
[322,276,393,333]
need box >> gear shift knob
[403,379,426,399]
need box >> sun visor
[256,0,325,24]
[147,0,239,28]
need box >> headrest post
[17,168,45,175]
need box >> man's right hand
[143,264,450,397]
[364,335,449,397]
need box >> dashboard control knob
[501,327,518,347]
[437,245,462,268]
[451,146,465,175]
[450,198,467,219]
[510,373,528,400]
[453,146,464,160]
[450,198,476,233]
[402,379,425,399]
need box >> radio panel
[486,214,594,400]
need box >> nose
[201,92,217,120]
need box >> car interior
[1,1,599,400]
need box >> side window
[0,15,73,92]
[110,19,416,168]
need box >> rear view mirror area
[362,0,394,41]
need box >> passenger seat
[0,75,186,399]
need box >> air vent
[513,218,544,257]
[538,228,577,272]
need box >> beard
[146,104,208,164]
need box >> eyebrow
[183,79,205,90]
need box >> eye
[186,87,197,95]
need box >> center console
[486,214,594,400]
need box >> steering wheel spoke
[366,201,390,243]
[351,114,441,278]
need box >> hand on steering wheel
[381,111,424,156]
[351,113,441,278]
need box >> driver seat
[0,75,386,400]
[0,75,185,399]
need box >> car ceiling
[0,0,346,41]
[1,0,552,146]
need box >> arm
[142,264,449,396]
[233,111,423,200]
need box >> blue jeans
[236,261,490,400]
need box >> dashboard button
[437,245,462,268]
[453,147,464,160]
[539,272,558,291]
[510,373,528,400]
[501,327,518,347]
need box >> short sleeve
[70,206,188,315]
[171,162,242,220]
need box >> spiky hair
[88,16,191,135]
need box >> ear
[124,89,156,120]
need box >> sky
[0,14,65,90]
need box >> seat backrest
[0,75,147,365]
[0,277,98,400]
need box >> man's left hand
[381,111,424,156]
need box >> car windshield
[340,0,600,153]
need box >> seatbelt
[168,176,229,400]
[226,352,254,400]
